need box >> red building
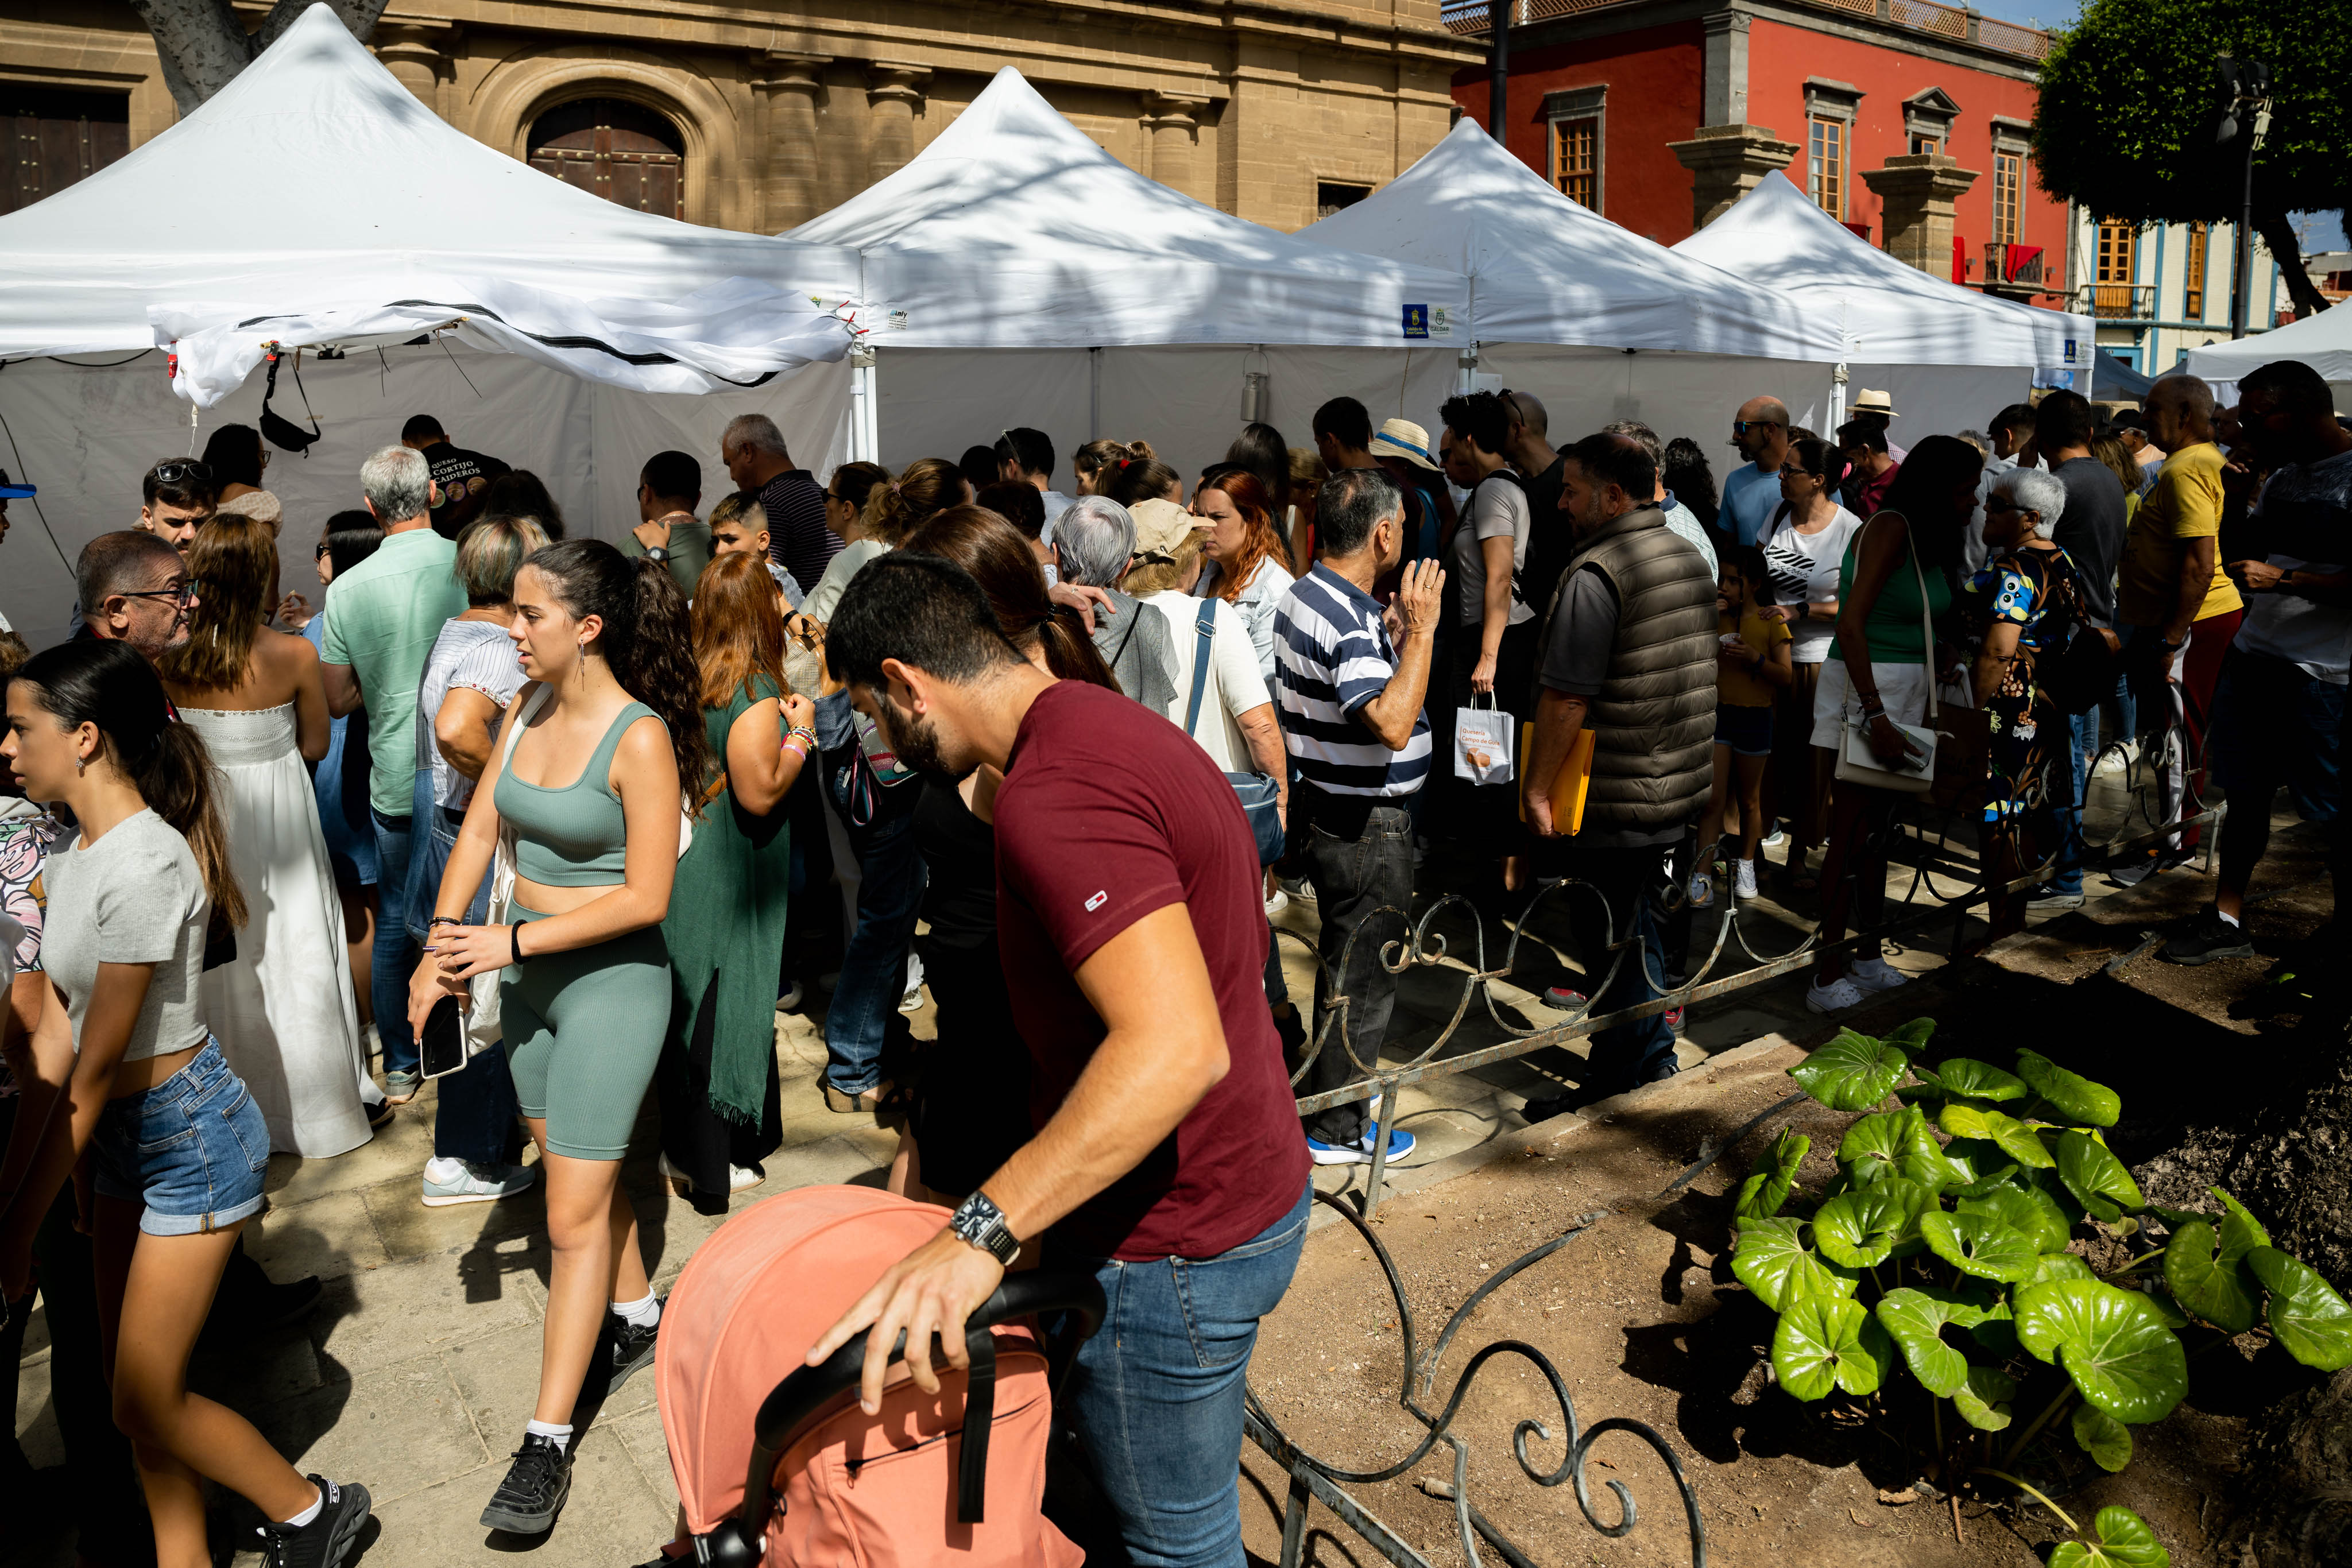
[1445,0,2072,306]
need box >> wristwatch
[645,545,670,563]
[948,1190,1022,1265]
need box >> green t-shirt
[321,527,467,818]
[1825,518,1951,666]
[618,519,713,600]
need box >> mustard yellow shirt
[2116,443,2242,628]
[1718,606,1792,707]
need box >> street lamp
[2215,56,2273,340]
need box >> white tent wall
[1841,365,2035,450]
[1470,347,1832,459]
[871,346,1460,490]
[0,346,848,651]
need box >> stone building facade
[2,0,1478,231]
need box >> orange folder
[1516,723,1595,834]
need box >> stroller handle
[695,1267,1108,1566]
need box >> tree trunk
[130,0,389,116]
[2258,206,2336,320]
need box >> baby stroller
[652,1185,1104,1566]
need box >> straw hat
[1368,417,1441,471]
[1850,389,1900,419]
[1128,497,1199,561]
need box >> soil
[1239,827,2352,1568]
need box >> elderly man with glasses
[1720,397,1793,547]
[137,458,216,552]
[76,530,198,659]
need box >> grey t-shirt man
[2048,456,2129,628]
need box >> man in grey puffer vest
[1052,497,1178,714]
[1521,433,1717,1116]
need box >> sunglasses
[1732,421,1784,436]
[150,460,212,485]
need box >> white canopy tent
[1297,120,1845,450]
[0,3,858,646]
[784,68,1471,484]
[2183,309,2352,411]
[1672,171,2096,444]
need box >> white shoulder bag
[1833,520,1939,795]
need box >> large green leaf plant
[1733,1018,2352,1551]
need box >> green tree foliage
[2032,0,2349,316]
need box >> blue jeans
[90,1039,269,1236]
[406,773,521,1164]
[1554,843,1678,1093]
[370,807,419,1077]
[1054,1182,1311,1568]
[822,805,926,1095]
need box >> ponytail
[1036,606,1121,691]
[524,539,715,815]
[11,639,246,927]
[862,455,965,546]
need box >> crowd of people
[0,355,2343,1568]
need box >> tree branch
[128,0,252,114]
[133,0,389,115]
[2257,208,2335,320]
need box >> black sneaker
[605,1302,663,1397]
[254,1475,371,1568]
[2160,907,2255,966]
[480,1434,572,1535]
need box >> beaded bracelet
[427,914,462,928]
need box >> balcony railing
[1439,0,2052,60]
[1986,242,2045,287]
[2077,283,2157,320]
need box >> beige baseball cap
[1128,497,1200,561]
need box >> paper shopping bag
[1453,697,1515,785]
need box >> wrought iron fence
[1248,735,2209,1568]
[1284,730,2218,1222]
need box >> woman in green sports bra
[406,539,713,1539]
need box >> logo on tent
[2064,338,2078,363]
[1403,305,1428,340]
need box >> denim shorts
[1715,702,1774,758]
[91,1038,270,1237]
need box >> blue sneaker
[1306,1126,1417,1167]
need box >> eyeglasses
[149,460,211,485]
[1983,495,2021,514]
[118,582,195,608]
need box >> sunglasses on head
[150,459,211,485]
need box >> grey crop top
[494,702,662,886]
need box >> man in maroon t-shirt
[810,552,1311,1567]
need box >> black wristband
[427,914,461,928]
[510,922,527,965]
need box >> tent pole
[850,344,878,463]
[1829,361,1848,433]
[1090,347,1101,440]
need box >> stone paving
[9,758,2161,1566]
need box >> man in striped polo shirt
[1274,467,1444,1165]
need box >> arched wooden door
[527,98,684,218]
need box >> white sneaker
[1264,888,1289,918]
[776,980,804,1012]
[421,1157,537,1207]
[1734,860,1759,900]
[899,985,925,1013]
[1688,869,1714,908]
[1848,956,1909,994]
[1276,874,1317,904]
[659,1153,767,1196]
[1805,975,1867,1013]
[1761,827,1787,850]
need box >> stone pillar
[864,61,930,184]
[755,53,830,231]
[374,21,457,119]
[1700,10,1751,127]
[1141,90,1208,199]
[1668,123,1797,231]
[1860,154,1981,277]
